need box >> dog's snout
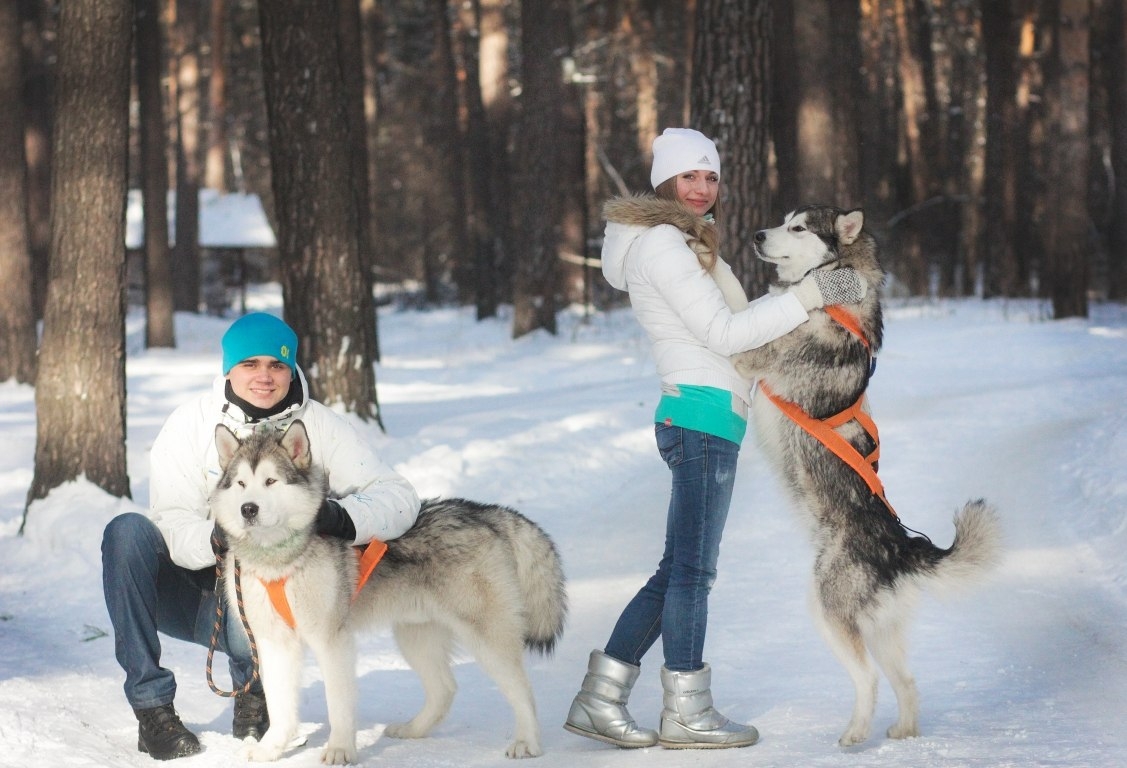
[241,502,259,521]
[754,230,767,244]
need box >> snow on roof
[125,189,277,249]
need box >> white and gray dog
[210,420,567,763]
[731,205,1001,747]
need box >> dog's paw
[837,726,870,748]
[242,738,287,762]
[384,721,426,739]
[886,721,919,740]
[505,738,542,759]
[320,744,357,765]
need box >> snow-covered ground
[2,289,1125,767]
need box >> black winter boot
[135,704,202,760]
[232,690,270,741]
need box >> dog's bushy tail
[509,513,568,656]
[928,499,1002,597]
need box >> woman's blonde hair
[654,177,722,272]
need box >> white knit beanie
[649,128,721,190]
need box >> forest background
[0,0,1125,514]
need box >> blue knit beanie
[221,313,298,375]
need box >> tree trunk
[1044,0,1091,318]
[170,0,202,312]
[1105,0,1127,299]
[479,0,515,311]
[26,0,132,519]
[0,0,37,384]
[136,0,176,348]
[19,0,54,320]
[204,0,228,190]
[258,0,380,420]
[981,0,1022,297]
[692,0,773,298]
[459,0,502,320]
[511,0,575,337]
[338,0,379,361]
[790,0,861,208]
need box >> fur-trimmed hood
[601,194,715,291]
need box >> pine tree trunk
[511,0,575,338]
[171,0,202,313]
[1045,0,1091,318]
[26,0,132,518]
[258,0,380,420]
[136,0,176,348]
[0,0,38,384]
[692,0,773,298]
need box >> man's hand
[315,499,357,541]
[211,523,229,559]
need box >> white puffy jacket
[148,369,420,570]
[601,196,809,407]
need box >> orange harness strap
[759,304,894,515]
[261,539,388,630]
[758,382,885,502]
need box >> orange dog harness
[758,305,895,515]
[261,538,388,630]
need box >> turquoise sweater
[654,384,747,445]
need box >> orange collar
[260,538,388,630]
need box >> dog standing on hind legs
[210,420,567,763]
[730,205,1002,747]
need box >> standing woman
[564,128,865,749]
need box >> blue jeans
[101,512,257,710]
[604,424,739,672]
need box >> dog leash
[260,539,388,631]
[206,551,262,698]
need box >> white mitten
[790,268,867,310]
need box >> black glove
[211,523,229,559]
[316,499,357,541]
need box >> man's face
[226,356,292,409]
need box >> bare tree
[26,0,132,522]
[1043,0,1091,318]
[787,0,862,208]
[511,0,579,337]
[691,0,773,297]
[136,0,175,347]
[205,0,229,191]
[170,0,203,312]
[258,0,381,420]
[0,0,37,384]
[1103,0,1127,300]
[18,0,54,320]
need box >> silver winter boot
[658,664,759,749]
[564,650,659,748]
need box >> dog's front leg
[309,628,358,765]
[243,634,303,762]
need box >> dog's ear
[836,209,864,245]
[280,419,313,470]
[214,424,241,470]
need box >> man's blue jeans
[102,512,257,710]
[604,424,739,672]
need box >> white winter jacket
[601,195,809,408]
[148,369,420,570]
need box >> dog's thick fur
[731,205,1001,747]
[210,421,567,763]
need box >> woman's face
[674,170,720,216]
[226,356,292,409]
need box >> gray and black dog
[211,420,566,763]
[731,205,1001,747]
